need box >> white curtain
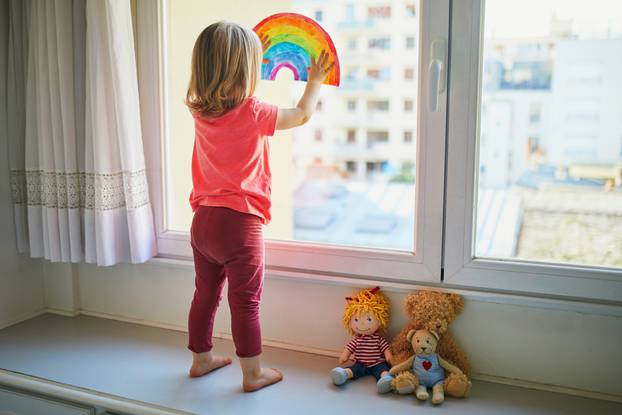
[6,0,156,266]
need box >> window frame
[443,0,622,303]
[136,0,451,283]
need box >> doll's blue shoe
[377,374,394,393]
[330,367,349,386]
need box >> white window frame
[443,0,622,303]
[135,0,450,283]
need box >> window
[404,130,413,143]
[404,68,415,80]
[368,5,391,20]
[345,4,355,22]
[367,130,389,146]
[345,160,357,174]
[316,100,323,112]
[140,0,621,300]
[368,37,391,50]
[367,68,390,81]
[528,103,541,124]
[346,129,356,143]
[366,161,388,175]
[144,0,444,282]
[443,0,622,301]
[367,100,390,112]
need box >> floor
[0,314,621,415]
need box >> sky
[485,0,622,39]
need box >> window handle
[428,38,446,112]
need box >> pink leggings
[188,206,264,358]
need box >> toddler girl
[185,21,333,392]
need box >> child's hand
[308,50,334,85]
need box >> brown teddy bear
[389,291,472,398]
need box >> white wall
[76,261,622,399]
[0,0,46,329]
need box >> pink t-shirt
[189,96,278,224]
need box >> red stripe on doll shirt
[346,334,390,367]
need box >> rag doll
[330,287,394,393]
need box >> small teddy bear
[390,290,472,398]
[330,287,394,393]
[388,329,465,405]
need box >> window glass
[165,0,419,251]
[476,0,622,267]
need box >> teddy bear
[388,329,466,404]
[389,290,472,398]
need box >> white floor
[0,314,620,415]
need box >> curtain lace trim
[10,169,151,211]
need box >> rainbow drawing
[253,13,340,86]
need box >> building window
[367,68,391,81]
[347,129,356,143]
[367,100,390,112]
[529,103,541,124]
[316,100,323,112]
[405,3,417,17]
[314,129,323,142]
[345,4,355,21]
[404,68,415,80]
[347,38,358,50]
[314,10,323,22]
[404,99,414,112]
[366,161,388,174]
[368,5,391,19]
[367,130,389,148]
[405,36,416,49]
[346,99,357,111]
[404,130,413,143]
[345,67,358,81]
[346,160,357,173]
[368,37,391,50]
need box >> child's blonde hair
[343,287,390,335]
[186,21,262,117]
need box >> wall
[76,261,622,400]
[0,0,46,329]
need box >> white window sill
[146,257,622,317]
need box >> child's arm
[275,50,334,130]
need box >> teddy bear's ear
[406,329,416,342]
[448,293,464,313]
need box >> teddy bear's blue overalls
[413,353,445,387]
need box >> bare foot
[242,368,283,392]
[189,355,232,378]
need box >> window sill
[147,257,622,317]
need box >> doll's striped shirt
[346,334,390,367]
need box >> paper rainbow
[253,13,340,86]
